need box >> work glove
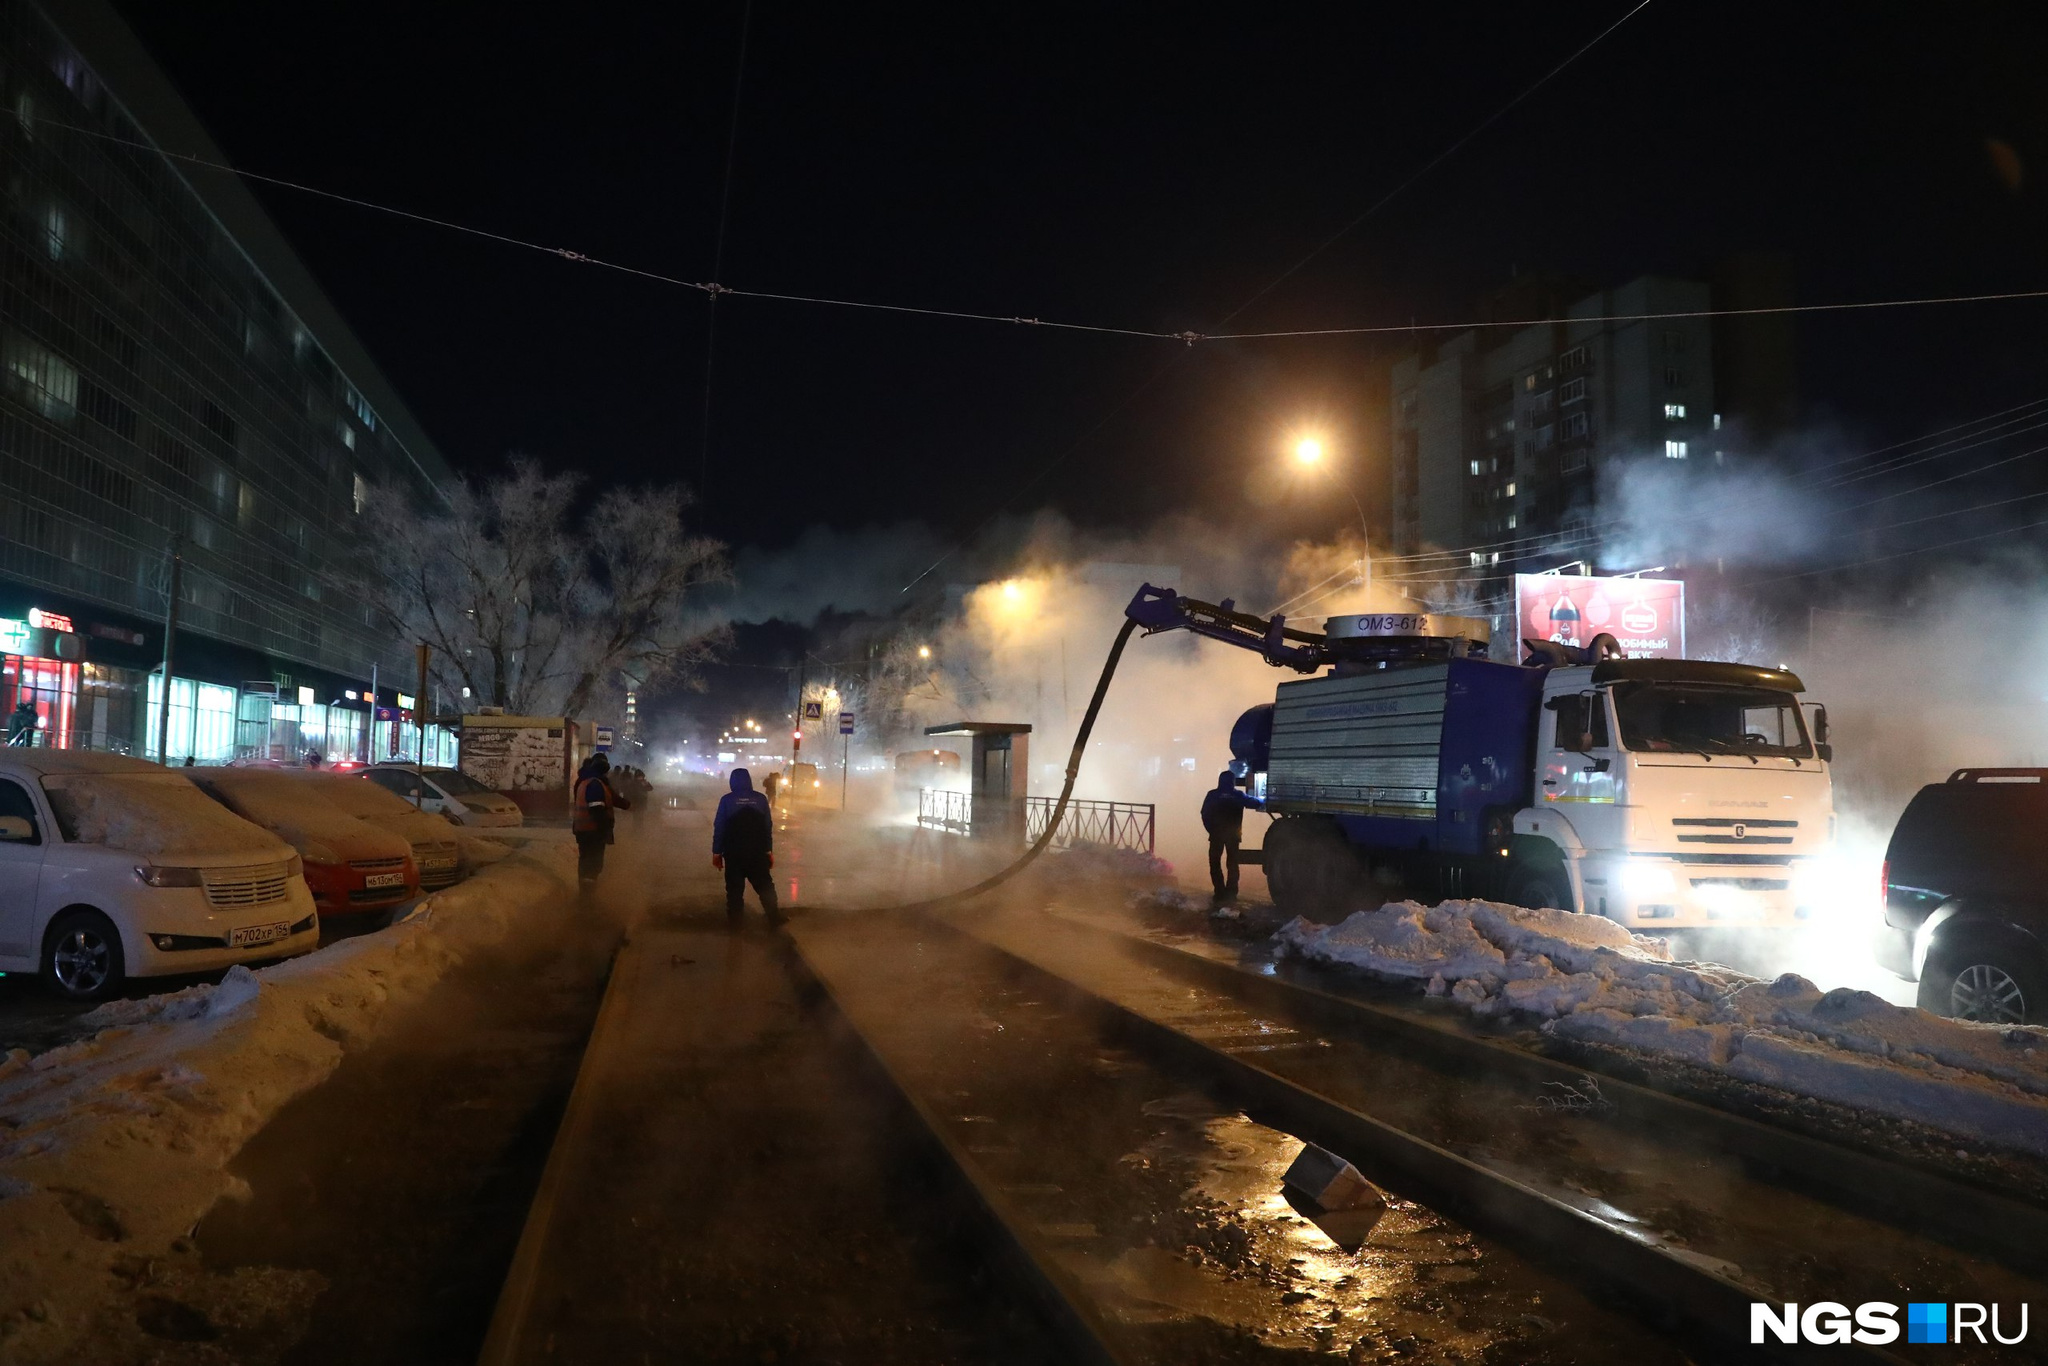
[711,854,724,870]
[768,852,775,867]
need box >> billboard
[1514,574,1685,659]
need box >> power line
[1217,0,1657,329]
[36,112,2048,352]
[1740,514,2048,587]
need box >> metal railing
[918,787,973,834]
[1025,796,1155,854]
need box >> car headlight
[134,865,204,887]
[285,853,303,879]
[1619,860,1677,898]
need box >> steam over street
[5,1,2048,1361]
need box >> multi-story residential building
[0,0,455,763]
[1388,270,1792,574]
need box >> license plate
[363,872,407,889]
[230,922,289,947]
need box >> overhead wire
[34,112,2048,349]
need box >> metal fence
[1025,797,1156,854]
[918,787,973,834]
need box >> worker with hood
[712,767,781,926]
[572,753,631,886]
[1199,770,1258,902]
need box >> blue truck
[1125,584,1837,926]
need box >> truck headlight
[1620,860,1677,898]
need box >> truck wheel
[1264,818,1357,923]
[1920,938,2048,1025]
[43,909,126,1002]
[1507,866,1575,915]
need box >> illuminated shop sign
[26,608,73,632]
[0,619,28,653]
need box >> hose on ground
[892,617,1140,912]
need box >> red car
[191,770,420,916]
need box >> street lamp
[1286,431,1373,602]
[917,645,931,660]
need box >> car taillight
[1880,859,1890,905]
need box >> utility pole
[840,724,849,810]
[415,643,431,777]
[367,661,378,764]
[155,534,182,765]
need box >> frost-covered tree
[353,459,730,717]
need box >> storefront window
[4,655,80,748]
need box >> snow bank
[1278,900,2048,1158]
[40,773,285,859]
[0,849,572,1362]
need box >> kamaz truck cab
[1511,657,1834,928]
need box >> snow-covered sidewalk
[1276,900,2048,1160]
[0,849,571,1361]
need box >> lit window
[3,333,79,420]
[1507,515,1518,529]
[1489,551,1501,565]
[1469,552,1484,566]
[1505,481,1517,496]
[1712,413,1722,430]
[1469,460,1483,476]
[1666,440,1688,459]
[1664,403,1685,420]
[352,473,368,513]
[338,421,355,450]
[1559,377,1586,404]
[43,204,66,260]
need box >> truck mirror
[1811,704,1830,744]
[1816,742,1833,763]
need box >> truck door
[1541,691,1621,824]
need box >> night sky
[116,2,2048,562]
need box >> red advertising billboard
[1514,574,1685,659]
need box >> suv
[1877,768,2048,1024]
[0,752,318,1000]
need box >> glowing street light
[1285,429,1373,600]
[1002,580,1022,601]
[917,645,931,659]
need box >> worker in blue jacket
[712,768,781,926]
[1200,770,1258,901]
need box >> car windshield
[1610,683,1812,758]
[426,767,491,796]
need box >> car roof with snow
[0,750,169,778]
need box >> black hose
[892,617,1140,912]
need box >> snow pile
[1277,900,2048,1158]
[0,849,571,1363]
[40,772,285,859]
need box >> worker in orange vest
[572,754,631,886]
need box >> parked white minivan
[363,763,524,828]
[0,752,319,1000]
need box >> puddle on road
[1056,1093,1523,1362]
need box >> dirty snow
[1277,900,2048,1159]
[40,772,286,860]
[0,849,572,1363]
[291,773,461,854]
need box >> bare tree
[354,459,730,717]
[1686,585,1778,664]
